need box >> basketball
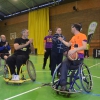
[68,52,78,61]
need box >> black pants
[60,57,83,86]
[6,55,28,75]
[43,48,51,69]
[1,53,9,59]
[84,50,89,57]
[51,51,63,76]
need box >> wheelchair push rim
[79,63,93,93]
[26,60,36,81]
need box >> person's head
[21,29,29,39]
[48,29,52,35]
[71,23,82,34]
[1,35,6,42]
[56,27,62,34]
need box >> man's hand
[44,49,46,53]
[29,39,33,44]
[58,37,63,42]
[26,39,33,46]
[5,42,8,47]
[25,41,30,46]
[68,49,77,56]
[63,51,67,56]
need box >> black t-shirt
[14,38,30,57]
[0,41,10,53]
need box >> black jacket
[52,33,68,53]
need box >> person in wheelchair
[6,29,34,81]
[0,35,11,60]
[58,23,87,91]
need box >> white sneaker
[11,75,19,81]
[15,75,19,81]
[11,74,15,80]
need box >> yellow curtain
[28,8,49,54]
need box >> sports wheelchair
[3,60,36,84]
[52,63,93,96]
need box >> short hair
[72,23,82,31]
[55,27,61,31]
[21,29,27,34]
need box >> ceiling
[0,0,79,20]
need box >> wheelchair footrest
[52,86,82,94]
[3,78,31,83]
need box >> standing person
[58,23,87,91]
[42,29,52,70]
[6,29,34,81]
[51,27,68,76]
[0,35,11,60]
[84,44,89,58]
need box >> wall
[49,0,100,56]
[0,13,28,53]
[0,0,100,55]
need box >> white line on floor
[88,63,100,69]
[4,63,100,100]
[0,75,3,77]
[92,75,100,79]
[5,87,41,100]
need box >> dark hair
[72,23,82,31]
[55,27,61,31]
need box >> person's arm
[44,42,46,52]
[6,45,11,51]
[44,37,46,52]
[58,37,71,47]
[14,42,29,50]
[5,42,11,51]
[0,46,5,51]
[14,38,30,50]
[30,43,34,53]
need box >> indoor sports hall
[0,0,100,100]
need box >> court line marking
[92,75,100,79]
[4,63,100,100]
[0,75,3,77]
[5,87,41,100]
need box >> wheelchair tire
[26,60,36,81]
[52,63,61,86]
[79,63,93,93]
[3,65,11,79]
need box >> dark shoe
[21,75,26,80]
[57,73,61,79]
[60,85,67,91]
[42,67,45,69]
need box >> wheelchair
[52,62,93,96]
[3,60,36,84]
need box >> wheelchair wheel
[79,63,93,93]
[26,60,36,81]
[52,63,61,86]
[3,65,11,79]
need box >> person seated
[6,29,34,81]
[58,23,87,91]
[0,35,11,60]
